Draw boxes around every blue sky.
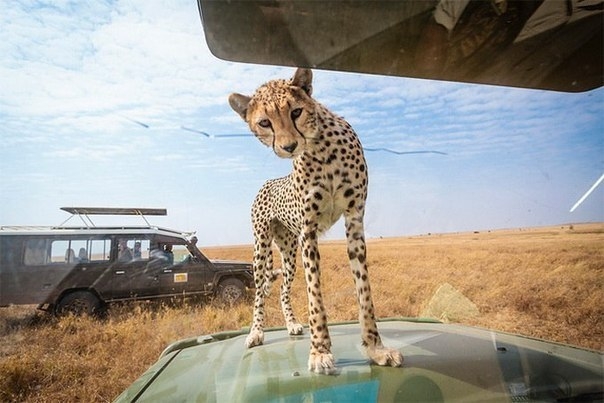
[1,0,602,246]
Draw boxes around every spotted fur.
[229,68,403,374]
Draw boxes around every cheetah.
[229,68,404,374]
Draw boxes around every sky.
[1,0,603,246]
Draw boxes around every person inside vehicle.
[65,248,77,263]
[414,0,602,83]
[77,247,88,262]
[118,239,133,262]
[414,0,543,77]
[133,241,142,260]
[185,236,201,262]
[164,244,174,265]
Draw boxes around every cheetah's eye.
[291,108,302,120]
[258,119,271,128]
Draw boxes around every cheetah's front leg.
[300,227,336,374]
[274,230,304,336]
[245,236,272,348]
[345,214,404,367]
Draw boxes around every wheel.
[217,278,246,305]
[56,291,104,316]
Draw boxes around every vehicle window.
[89,239,111,262]
[70,240,89,263]
[50,240,72,263]
[25,238,111,265]
[24,239,50,265]
[118,238,150,262]
[152,244,174,264]
[172,244,190,262]
[133,239,150,260]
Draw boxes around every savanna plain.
[1,223,602,402]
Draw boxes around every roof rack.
[0,225,54,231]
[59,207,167,228]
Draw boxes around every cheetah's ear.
[291,68,313,96]
[228,93,251,121]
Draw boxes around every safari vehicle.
[116,1,603,402]
[0,207,254,315]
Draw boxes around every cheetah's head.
[229,68,318,159]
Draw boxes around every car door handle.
[115,270,125,275]
[163,269,172,273]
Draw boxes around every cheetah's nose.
[281,142,298,154]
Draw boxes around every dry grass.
[1,223,602,402]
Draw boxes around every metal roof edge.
[0,225,193,237]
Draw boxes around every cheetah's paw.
[308,352,336,375]
[287,322,304,335]
[245,329,264,348]
[367,346,404,367]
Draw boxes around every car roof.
[115,319,603,402]
[0,206,194,238]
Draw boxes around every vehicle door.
[106,237,158,300]
[155,240,214,296]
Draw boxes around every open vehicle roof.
[198,0,603,92]
[1,207,192,238]
[57,207,170,229]
[60,207,168,216]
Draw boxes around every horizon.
[3,220,600,249]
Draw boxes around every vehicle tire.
[217,278,245,305]
[56,291,104,316]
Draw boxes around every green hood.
[116,319,602,402]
